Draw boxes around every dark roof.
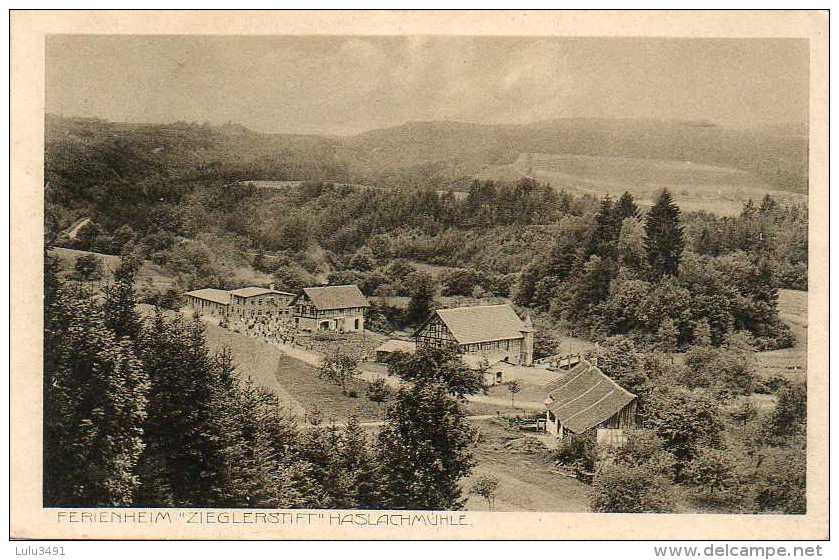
[544,362,589,393]
[430,304,526,345]
[546,362,636,434]
[301,285,368,310]
[230,286,295,298]
[185,288,231,305]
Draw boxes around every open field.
[477,152,807,216]
[201,322,384,422]
[463,419,590,512]
[50,246,178,292]
[274,353,384,422]
[755,289,807,383]
[202,323,307,416]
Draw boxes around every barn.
[413,304,535,367]
[543,361,637,441]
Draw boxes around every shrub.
[643,386,726,465]
[591,430,677,513]
[366,378,391,403]
[553,432,597,481]
[74,254,104,280]
[469,475,500,510]
[765,382,807,443]
[683,446,748,509]
[591,461,676,513]
[751,447,806,514]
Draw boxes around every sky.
[45,35,809,136]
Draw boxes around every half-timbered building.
[413,304,535,366]
[291,284,368,333]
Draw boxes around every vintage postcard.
[9,10,829,540]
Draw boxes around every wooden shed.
[543,361,637,440]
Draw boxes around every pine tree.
[44,283,149,506]
[615,191,640,220]
[377,381,477,510]
[339,415,382,508]
[136,313,222,506]
[587,195,620,258]
[210,373,307,508]
[103,255,142,340]
[298,427,353,508]
[644,189,684,278]
[405,271,437,326]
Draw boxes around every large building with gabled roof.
[185,284,296,319]
[413,304,535,367]
[185,288,232,317]
[291,284,368,333]
[229,286,296,318]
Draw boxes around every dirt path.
[464,420,590,512]
[310,414,498,431]
[64,217,91,240]
[466,394,544,411]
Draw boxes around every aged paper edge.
[9,9,829,540]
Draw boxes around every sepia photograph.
[9,9,829,541]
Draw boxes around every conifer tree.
[377,381,477,510]
[339,415,381,508]
[615,191,640,220]
[136,313,222,506]
[644,189,685,278]
[587,195,620,259]
[405,271,437,326]
[298,427,353,508]
[103,255,142,340]
[44,283,149,506]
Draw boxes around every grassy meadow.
[477,152,807,216]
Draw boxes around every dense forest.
[44,255,481,508]
[43,115,808,513]
[47,115,807,352]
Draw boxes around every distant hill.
[339,118,808,194]
[45,115,808,204]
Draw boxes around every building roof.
[230,286,295,298]
[375,340,416,354]
[184,288,231,305]
[430,304,527,345]
[545,362,636,435]
[543,361,589,393]
[301,285,368,310]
